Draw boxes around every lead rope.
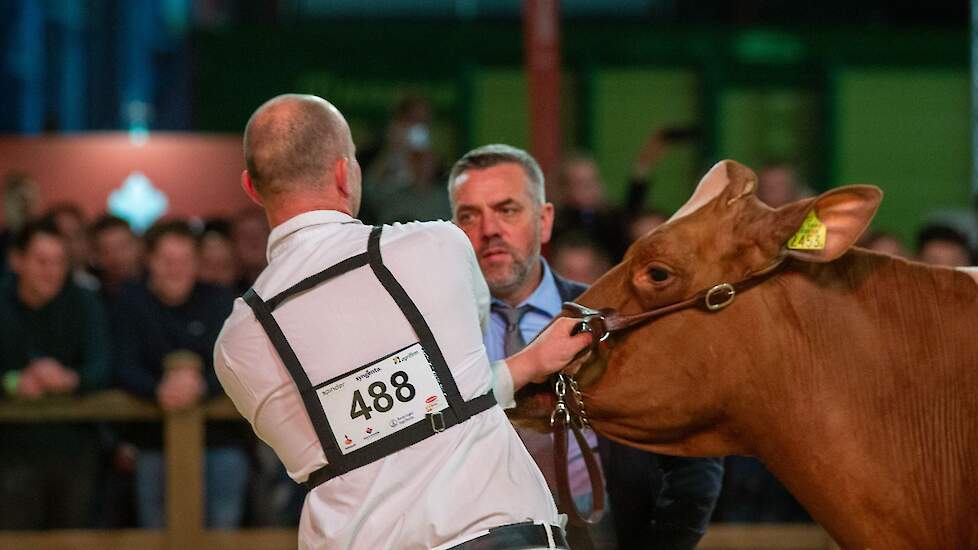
[567,376,589,430]
[551,372,605,526]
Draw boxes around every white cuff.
[490,359,516,409]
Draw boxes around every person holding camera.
[553,126,698,261]
[360,94,451,225]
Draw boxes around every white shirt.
[214,211,558,550]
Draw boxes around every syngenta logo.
[355,367,382,382]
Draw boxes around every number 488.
[350,370,416,421]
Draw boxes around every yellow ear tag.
[787,210,827,250]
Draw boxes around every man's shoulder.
[381,220,470,254]
[382,219,461,239]
[550,272,588,302]
[214,297,259,359]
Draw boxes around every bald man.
[214,94,590,550]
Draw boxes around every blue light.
[107,171,168,234]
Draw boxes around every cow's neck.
[736,250,978,549]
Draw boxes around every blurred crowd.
[1,94,976,533]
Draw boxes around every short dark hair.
[45,202,85,223]
[447,144,545,209]
[11,217,65,253]
[550,231,606,255]
[89,214,132,238]
[143,220,198,254]
[202,218,232,239]
[916,223,973,260]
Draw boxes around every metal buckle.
[550,374,571,427]
[550,403,570,428]
[705,283,736,311]
[429,411,446,433]
[572,315,610,343]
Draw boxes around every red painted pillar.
[523,0,562,200]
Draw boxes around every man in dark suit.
[448,144,724,550]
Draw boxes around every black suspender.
[242,225,497,490]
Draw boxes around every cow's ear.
[776,185,883,263]
[670,159,755,221]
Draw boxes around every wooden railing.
[0,391,838,550]
[0,390,294,550]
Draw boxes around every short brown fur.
[515,160,978,549]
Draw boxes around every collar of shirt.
[485,259,562,361]
[266,210,362,262]
[490,259,562,318]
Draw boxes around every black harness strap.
[366,226,471,424]
[242,289,346,468]
[243,225,496,491]
[304,391,496,489]
[265,252,370,311]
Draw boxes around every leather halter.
[549,257,786,526]
[564,257,787,351]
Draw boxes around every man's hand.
[157,363,206,411]
[14,369,45,399]
[632,127,671,179]
[25,358,79,394]
[505,317,593,391]
[158,350,206,411]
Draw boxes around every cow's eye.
[649,268,670,282]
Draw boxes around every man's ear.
[774,185,883,263]
[539,202,555,245]
[241,170,264,207]
[334,157,350,199]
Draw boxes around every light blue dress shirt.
[484,260,564,362]
[482,260,597,501]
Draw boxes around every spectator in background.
[0,218,110,529]
[756,161,811,208]
[111,220,248,529]
[554,127,690,261]
[230,208,269,292]
[550,232,612,285]
[628,209,669,244]
[360,94,451,224]
[859,230,910,258]
[916,223,974,267]
[46,203,99,290]
[364,94,434,185]
[553,153,630,261]
[199,221,239,289]
[89,215,143,300]
[1,171,41,273]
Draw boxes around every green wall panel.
[589,68,700,214]
[470,69,530,150]
[834,68,971,246]
[717,88,820,187]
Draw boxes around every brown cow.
[518,160,978,549]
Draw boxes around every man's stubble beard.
[484,234,541,298]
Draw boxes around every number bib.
[316,342,448,455]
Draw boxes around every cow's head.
[514,160,882,454]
